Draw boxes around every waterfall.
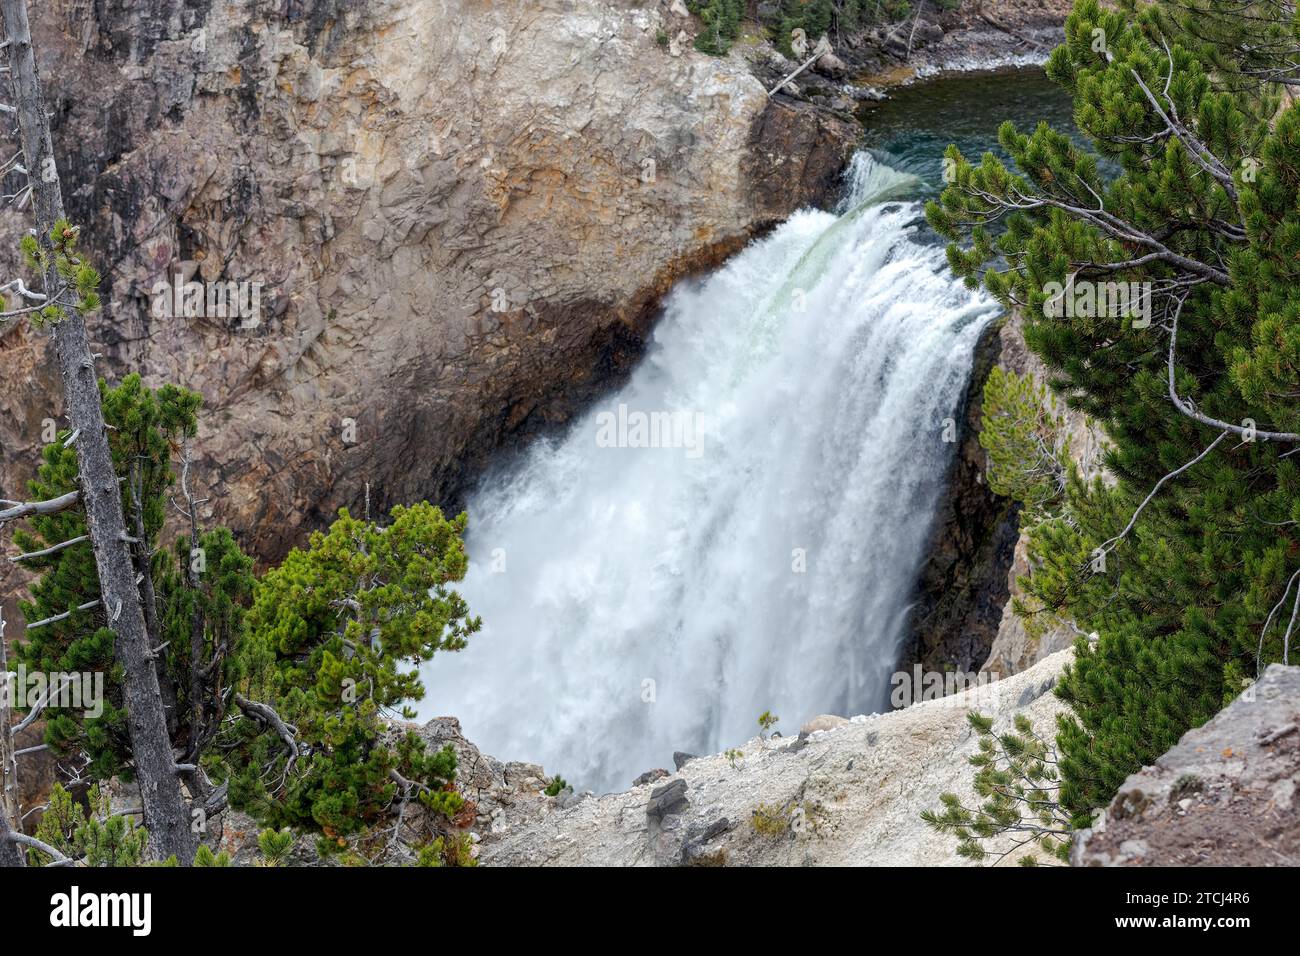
[418,154,1001,793]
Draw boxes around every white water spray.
[419,155,1000,793]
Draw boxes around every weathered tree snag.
[0,802,22,867]
[129,465,180,738]
[0,0,195,864]
[0,489,80,523]
[0,608,26,867]
[178,445,219,771]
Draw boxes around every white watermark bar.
[1,665,105,719]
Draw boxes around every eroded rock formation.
[980,310,1112,677]
[0,0,856,570]
[903,319,1021,676]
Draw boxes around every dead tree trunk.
[129,464,180,738]
[0,608,25,867]
[0,0,195,864]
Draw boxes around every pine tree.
[768,0,906,56]
[690,0,746,55]
[221,503,481,855]
[928,0,1300,819]
[922,713,1073,865]
[27,783,148,866]
[13,375,254,794]
[979,367,1070,520]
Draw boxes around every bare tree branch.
[1091,430,1230,565]
[0,489,79,524]
[23,599,100,631]
[3,830,71,864]
[8,533,87,562]
[233,693,300,777]
[1128,41,1239,206]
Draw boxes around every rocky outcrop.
[476,649,1073,866]
[1074,664,1300,866]
[980,310,1111,677]
[906,297,1120,681]
[748,0,1073,104]
[903,318,1021,675]
[0,0,856,569]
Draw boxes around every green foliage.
[979,366,1071,519]
[257,828,295,866]
[922,713,1072,864]
[750,801,793,837]
[224,502,480,848]
[4,236,480,863]
[544,775,568,797]
[927,0,1300,819]
[414,832,478,867]
[193,844,232,867]
[688,0,925,59]
[19,219,101,326]
[31,784,148,866]
[765,0,913,57]
[13,374,254,781]
[757,709,779,736]
[689,0,745,55]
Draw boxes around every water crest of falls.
[418,154,1001,793]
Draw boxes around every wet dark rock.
[901,318,1020,677]
[647,779,690,821]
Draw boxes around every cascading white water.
[418,154,1000,793]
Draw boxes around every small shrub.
[922,712,1073,865]
[194,845,232,867]
[751,801,792,838]
[415,832,478,867]
[689,0,744,55]
[688,849,728,866]
[30,784,148,867]
[257,828,295,866]
[979,367,1070,522]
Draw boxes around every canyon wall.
[903,319,1021,676]
[0,0,855,576]
[905,303,1114,680]
[980,310,1112,677]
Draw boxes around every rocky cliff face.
[0,0,855,571]
[980,310,1112,677]
[902,319,1021,676]
[905,300,1116,681]
[909,298,1114,682]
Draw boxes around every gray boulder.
[646,779,689,822]
[633,768,671,787]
